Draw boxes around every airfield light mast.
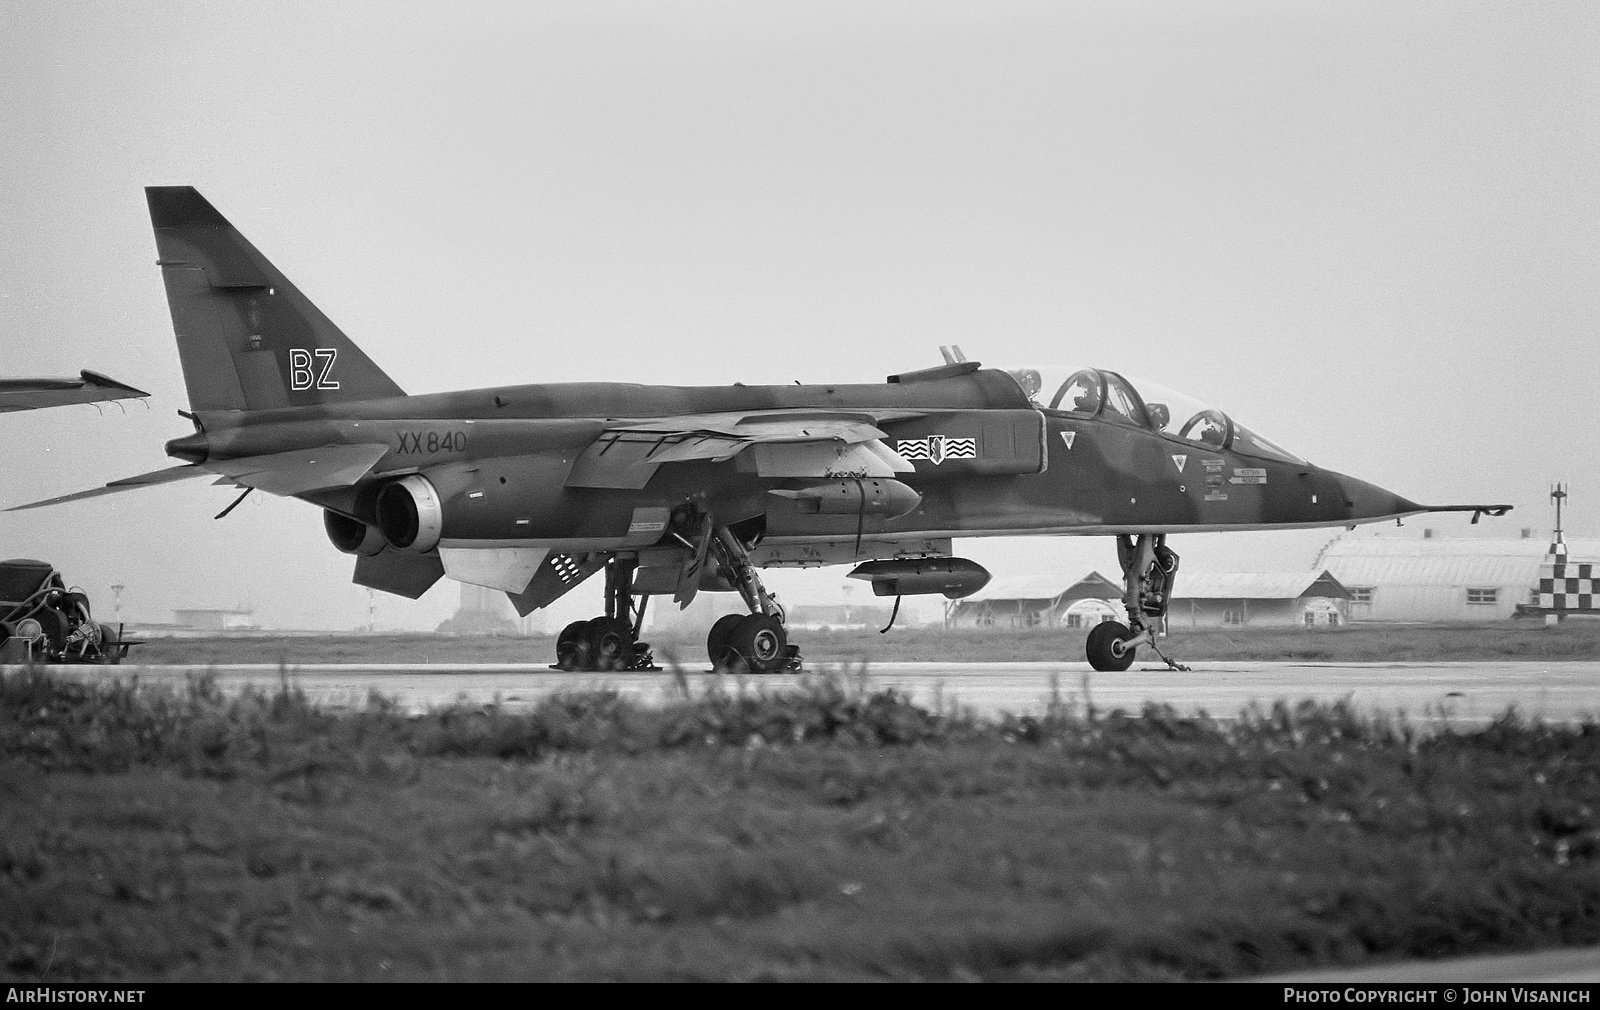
[1551,483,1568,559]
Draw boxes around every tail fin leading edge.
[145,187,405,412]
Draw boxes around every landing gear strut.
[703,523,801,674]
[1087,533,1190,672]
[554,556,659,671]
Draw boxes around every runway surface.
[1262,943,1600,983]
[32,659,1600,723]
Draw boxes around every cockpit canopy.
[1004,366,1306,465]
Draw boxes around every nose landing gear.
[1088,533,1191,672]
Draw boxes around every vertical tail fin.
[145,187,405,411]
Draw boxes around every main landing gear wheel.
[724,613,788,675]
[550,557,661,672]
[687,518,803,674]
[555,620,592,671]
[1086,620,1136,672]
[585,616,633,671]
[706,613,745,671]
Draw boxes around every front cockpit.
[1004,366,1307,466]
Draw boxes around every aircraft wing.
[0,370,149,413]
[7,443,391,511]
[568,409,921,489]
[608,409,922,439]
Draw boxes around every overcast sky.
[2,1,1595,631]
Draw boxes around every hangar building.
[945,573,1122,629]
[1169,572,1351,629]
[170,607,258,632]
[1314,530,1600,623]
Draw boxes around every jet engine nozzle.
[323,509,387,556]
[847,557,991,599]
[769,478,922,519]
[375,475,443,553]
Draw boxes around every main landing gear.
[554,557,659,671]
[703,524,801,674]
[1086,533,1191,673]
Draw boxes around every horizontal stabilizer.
[8,443,389,511]
[6,465,209,511]
[208,443,389,496]
[0,370,150,414]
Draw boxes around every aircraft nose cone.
[1337,473,1423,523]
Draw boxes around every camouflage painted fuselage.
[173,367,1422,554]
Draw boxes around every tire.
[584,616,633,671]
[555,620,592,671]
[726,613,788,675]
[706,613,745,670]
[1086,620,1136,672]
[96,624,123,666]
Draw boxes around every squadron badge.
[897,435,977,465]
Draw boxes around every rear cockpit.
[1004,367,1306,465]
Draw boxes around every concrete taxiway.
[33,659,1600,723]
[1263,943,1600,983]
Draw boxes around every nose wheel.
[1085,620,1137,672]
[1089,534,1191,672]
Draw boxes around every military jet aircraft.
[12,187,1511,672]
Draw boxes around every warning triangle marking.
[1172,454,1188,473]
[1060,431,1076,450]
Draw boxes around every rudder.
[145,187,405,411]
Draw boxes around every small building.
[945,572,1123,630]
[1316,532,1600,622]
[1170,572,1351,629]
[170,607,258,632]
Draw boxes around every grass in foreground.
[1,667,1597,981]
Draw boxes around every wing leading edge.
[567,409,920,489]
